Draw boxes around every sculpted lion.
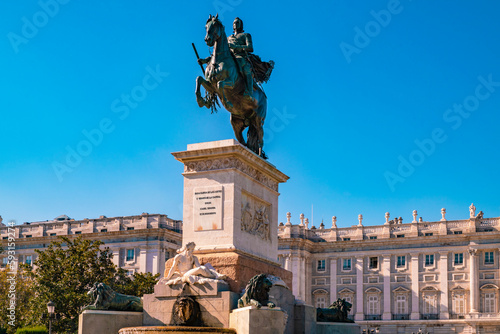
[316,298,353,323]
[83,282,143,312]
[238,274,275,308]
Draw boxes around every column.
[284,254,291,271]
[291,254,300,299]
[330,258,338,304]
[305,257,312,304]
[410,253,420,320]
[382,254,392,320]
[139,247,147,273]
[299,255,306,302]
[439,251,449,319]
[111,249,120,267]
[469,248,479,313]
[355,256,364,321]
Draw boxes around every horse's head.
[205,14,223,47]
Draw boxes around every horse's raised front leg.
[217,80,233,109]
[230,114,246,146]
[195,76,212,109]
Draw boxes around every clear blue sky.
[1,0,499,228]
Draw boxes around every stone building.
[277,209,500,333]
[0,213,182,276]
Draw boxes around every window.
[127,227,134,231]
[484,228,493,232]
[343,296,353,315]
[485,251,494,264]
[50,233,56,236]
[343,258,352,271]
[367,295,380,315]
[2,258,8,265]
[126,249,135,261]
[452,293,465,315]
[369,257,378,269]
[423,294,437,314]
[369,236,377,240]
[396,276,406,282]
[396,234,405,238]
[368,277,378,284]
[397,256,406,268]
[2,237,7,240]
[25,235,32,238]
[454,230,462,235]
[343,237,350,241]
[101,229,107,233]
[127,269,135,276]
[454,253,464,265]
[396,295,408,314]
[317,259,326,271]
[25,255,32,266]
[425,254,434,266]
[75,231,81,235]
[424,232,433,236]
[484,273,495,280]
[316,296,326,308]
[453,274,464,281]
[484,293,496,313]
[424,275,435,282]
[316,278,326,285]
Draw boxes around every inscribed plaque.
[193,186,223,231]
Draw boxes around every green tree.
[112,269,159,297]
[0,267,36,334]
[29,236,116,333]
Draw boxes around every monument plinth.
[172,139,291,292]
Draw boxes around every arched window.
[421,286,439,317]
[365,287,382,316]
[480,284,499,314]
[451,286,467,317]
[393,286,410,317]
[339,288,355,317]
[313,289,329,308]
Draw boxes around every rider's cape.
[248,54,274,84]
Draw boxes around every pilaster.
[355,256,364,321]
[469,248,479,313]
[330,258,337,304]
[439,251,449,319]
[382,254,392,320]
[410,253,420,320]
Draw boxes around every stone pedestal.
[164,251,292,294]
[78,310,142,334]
[172,139,289,263]
[229,306,288,334]
[143,281,238,328]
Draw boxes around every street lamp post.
[47,301,55,334]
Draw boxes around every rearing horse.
[195,14,267,158]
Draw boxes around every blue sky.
[1,0,499,228]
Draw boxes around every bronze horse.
[195,14,267,158]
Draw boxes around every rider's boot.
[244,75,255,102]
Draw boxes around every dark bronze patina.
[195,15,274,159]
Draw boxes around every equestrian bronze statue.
[194,15,274,159]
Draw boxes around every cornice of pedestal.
[172,140,289,191]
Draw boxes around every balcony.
[449,314,465,319]
[364,315,382,320]
[420,314,439,320]
[392,314,410,320]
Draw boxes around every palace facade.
[277,210,500,333]
[0,213,182,276]
[2,209,500,333]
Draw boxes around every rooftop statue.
[163,241,227,285]
[194,14,274,159]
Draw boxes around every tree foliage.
[0,267,36,334]
[112,269,160,297]
[29,236,116,333]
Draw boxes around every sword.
[192,43,205,74]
